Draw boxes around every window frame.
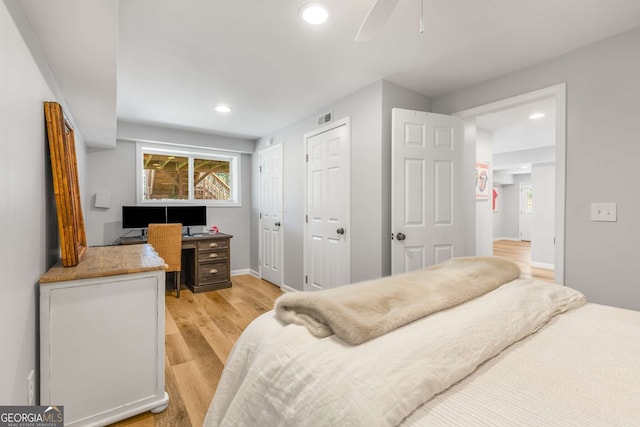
[135,141,241,207]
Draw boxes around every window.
[525,186,533,214]
[136,142,241,206]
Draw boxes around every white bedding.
[204,279,591,426]
[403,302,640,426]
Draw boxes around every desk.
[121,233,233,293]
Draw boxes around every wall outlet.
[27,370,35,406]
[590,202,617,222]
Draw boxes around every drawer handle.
[209,243,218,248]
[209,253,218,258]
[209,268,218,274]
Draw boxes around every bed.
[204,257,640,426]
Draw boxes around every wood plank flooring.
[493,239,555,282]
[109,275,283,427]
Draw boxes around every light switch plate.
[591,202,617,222]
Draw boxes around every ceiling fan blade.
[355,0,401,42]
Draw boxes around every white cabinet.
[40,245,169,426]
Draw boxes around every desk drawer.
[199,248,228,262]
[197,239,229,252]
[198,260,229,284]
[198,239,229,258]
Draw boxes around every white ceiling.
[18,0,640,145]
[476,97,556,175]
[476,97,556,154]
[19,0,117,148]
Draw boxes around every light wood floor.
[109,275,283,427]
[493,239,554,283]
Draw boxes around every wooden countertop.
[40,244,166,284]
[119,232,233,245]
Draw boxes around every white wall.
[531,163,555,267]
[251,80,430,289]
[432,27,640,310]
[0,0,86,404]
[86,134,254,272]
[475,128,493,256]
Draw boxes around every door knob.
[396,232,406,241]
[336,227,345,235]
[275,222,281,227]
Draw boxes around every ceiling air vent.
[317,111,333,126]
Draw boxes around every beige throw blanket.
[275,256,521,345]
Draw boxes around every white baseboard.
[280,284,297,293]
[493,237,520,241]
[231,269,251,276]
[249,269,260,278]
[531,261,555,270]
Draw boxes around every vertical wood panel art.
[44,102,87,267]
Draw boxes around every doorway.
[456,83,566,284]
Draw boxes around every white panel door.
[519,182,533,241]
[392,108,464,274]
[259,144,283,286]
[305,120,350,291]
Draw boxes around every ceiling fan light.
[301,4,329,25]
[215,105,231,113]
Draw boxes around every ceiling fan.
[355,0,425,42]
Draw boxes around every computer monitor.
[122,206,167,229]
[166,206,207,227]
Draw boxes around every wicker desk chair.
[148,223,183,298]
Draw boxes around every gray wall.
[251,80,430,289]
[531,163,555,266]
[252,81,383,290]
[492,184,508,238]
[493,174,532,240]
[475,128,493,256]
[117,121,255,154]
[0,0,87,404]
[432,27,640,310]
[86,124,255,272]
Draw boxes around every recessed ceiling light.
[215,105,231,113]
[529,112,545,119]
[301,4,329,25]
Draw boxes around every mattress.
[402,303,640,426]
[205,280,640,426]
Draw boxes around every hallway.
[493,240,554,283]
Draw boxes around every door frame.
[303,117,351,291]
[258,143,284,286]
[455,83,566,284]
